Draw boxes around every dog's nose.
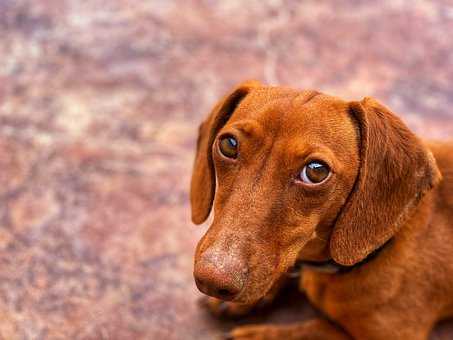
[194,255,246,301]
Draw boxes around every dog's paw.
[228,320,351,340]
[227,324,287,340]
[200,296,254,318]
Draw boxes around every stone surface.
[0,0,452,339]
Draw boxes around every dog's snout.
[194,252,247,301]
[194,274,239,300]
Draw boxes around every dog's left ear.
[190,80,261,224]
[330,97,442,266]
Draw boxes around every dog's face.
[191,82,440,304]
[194,87,359,303]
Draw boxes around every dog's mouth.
[231,250,305,304]
[231,232,328,304]
[232,272,275,304]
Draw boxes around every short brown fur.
[191,81,453,339]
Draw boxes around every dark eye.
[299,161,330,184]
[219,135,238,159]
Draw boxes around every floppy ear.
[190,80,261,224]
[330,97,441,266]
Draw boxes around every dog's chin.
[232,292,263,305]
[232,270,285,305]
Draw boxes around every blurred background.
[0,0,453,339]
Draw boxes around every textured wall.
[0,0,452,339]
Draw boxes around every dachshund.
[190,81,453,339]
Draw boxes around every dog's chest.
[300,269,340,316]
[300,266,402,320]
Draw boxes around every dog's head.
[191,81,441,304]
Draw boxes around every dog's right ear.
[330,97,441,265]
[190,80,261,224]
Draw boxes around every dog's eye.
[219,135,238,159]
[299,161,330,184]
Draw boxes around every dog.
[190,81,453,339]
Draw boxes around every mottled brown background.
[0,0,452,339]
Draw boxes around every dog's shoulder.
[427,140,453,213]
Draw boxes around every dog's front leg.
[228,318,351,340]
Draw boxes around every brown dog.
[190,81,453,339]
